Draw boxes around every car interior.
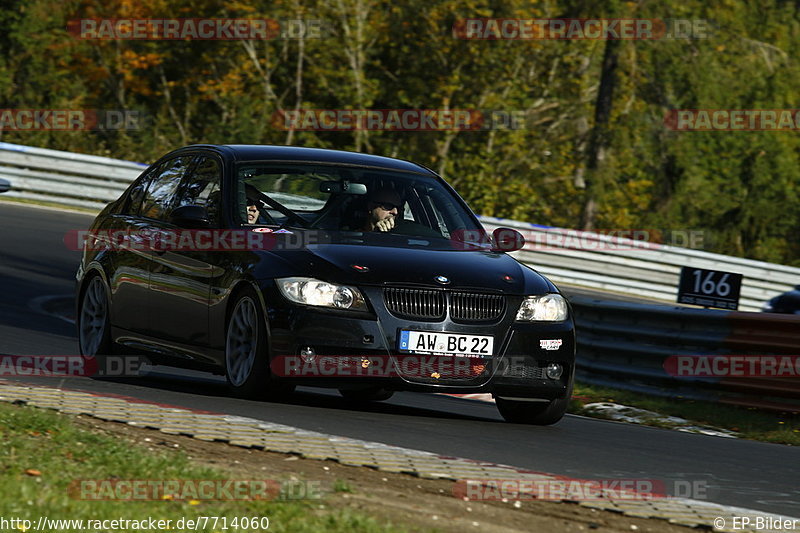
[237,166,470,240]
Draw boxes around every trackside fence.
[0,142,145,210]
[479,217,800,313]
[1,142,799,411]
[570,295,800,412]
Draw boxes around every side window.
[175,156,222,227]
[124,164,160,215]
[403,199,416,221]
[140,156,194,221]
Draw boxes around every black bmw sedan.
[76,144,575,424]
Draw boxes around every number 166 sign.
[677,267,743,310]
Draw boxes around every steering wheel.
[252,190,309,228]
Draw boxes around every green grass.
[332,480,353,493]
[569,381,800,445]
[0,402,408,532]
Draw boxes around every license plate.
[398,331,493,357]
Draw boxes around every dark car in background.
[0,178,10,193]
[762,286,800,315]
[75,144,576,424]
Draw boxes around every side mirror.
[0,178,10,193]
[169,205,211,228]
[491,228,525,252]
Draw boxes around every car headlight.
[515,294,568,322]
[276,277,367,311]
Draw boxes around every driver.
[363,187,403,232]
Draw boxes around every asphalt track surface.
[0,201,798,518]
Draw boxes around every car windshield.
[236,163,487,244]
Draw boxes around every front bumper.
[265,284,576,399]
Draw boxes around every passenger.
[244,184,271,225]
[245,197,260,224]
[363,187,403,232]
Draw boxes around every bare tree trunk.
[336,0,371,152]
[240,38,281,141]
[285,20,305,146]
[240,39,278,102]
[158,67,188,145]
[436,132,456,177]
[572,116,589,189]
[580,38,619,230]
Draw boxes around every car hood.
[261,241,555,294]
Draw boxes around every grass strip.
[0,401,409,532]
[569,381,799,445]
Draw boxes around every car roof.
[178,144,433,174]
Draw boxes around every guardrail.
[480,217,800,312]
[569,294,800,412]
[0,142,145,210]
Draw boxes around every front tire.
[224,289,293,399]
[496,380,573,425]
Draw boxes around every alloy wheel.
[79,276,108,356]
[226,296,259,386]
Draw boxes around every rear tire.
[78,275,113,357]
[339,387,394,402]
